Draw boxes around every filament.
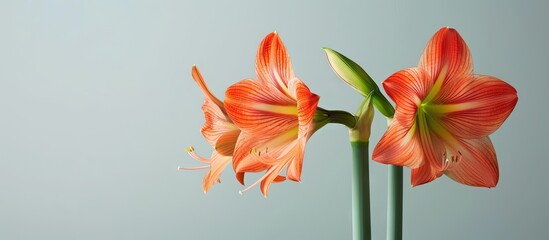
[178,165,210,170]
[186,146,211,163]
[238,166,278,196]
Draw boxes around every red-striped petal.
[418,27,473,84]
[382,68,430,129]
[232,133,270,175]
[260,162,288,197]
[236,172,246,185]
[435,75,518,138]
[192,66,224,110]
[193,66,238,147]
[214,130,240,156]
[202,152,232,192]
[225,79,297,136]
[286,137,306,182]
[290,78,320,130]
[256,32,294,94]
[200,99,235,146]
[372,119,424,168]
[444,137,499,187]
[411,164,442,187]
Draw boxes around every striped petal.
[256,32,294,94]
[290,79,317,182]
[235,172,286,186]
[434,75,518,139]
[372,119,424,168]
[411,164,442,187]
[232,132,270,175]
[192,66,224,110]
[415,117,447,187]
[443,137,499,187]
[286,137,306,182]
[382,68,430,129]
[202,151,232,192]
[214,130,240,156]
[192,66,238,147]
[225,79,297,137]
[290,78,320,130]
[260,161,292,197]
[200,101,239,149]
[418,27,473,84]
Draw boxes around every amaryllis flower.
[178,66,241,193]
[372,27,518,187]
[224,32,320,196]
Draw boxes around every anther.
[185,146,195,153]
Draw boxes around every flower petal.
[201,101,239,148]
[256,32,294,94]
[193,66,238,147]
[286,137,306,182]
[260,162,288,197]
[202,152,232,192]
[290,78,320,129]
[418,27,473,84]
[444,137,499,187]
[214,130,240,156]
[372,119,424,168]
[434,75,518,138]
[383,68,430,128]
[232,132,270,174]
[236,172,246,185]
[411,164,442,187]
[273,175,287,182]
[225,79,297,136]
[192,66,224,110]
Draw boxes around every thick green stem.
[387,165,403,240]
[351,141,371,240]
[381,100,401,240]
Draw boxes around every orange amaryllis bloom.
[372,27,517,187]
[224,32,320,196]
[178,66,241,193]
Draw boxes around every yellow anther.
[185,146,195,153]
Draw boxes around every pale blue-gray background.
[1,0,546,239]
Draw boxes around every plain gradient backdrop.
[1,0,547,239]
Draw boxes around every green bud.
[323,48,395,118]
[349,95,375,143]
[323,48,379,97]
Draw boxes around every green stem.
[314,107,357,129]
[378,98,401,240]
[387,165,403,240]
[351,141,371,240]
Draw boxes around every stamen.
[185,146,211,163]
[238,167,277,196]
[441,150,463,171]
[178,165,210,170]
[249,146,278,165]
[441,152,450,171]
